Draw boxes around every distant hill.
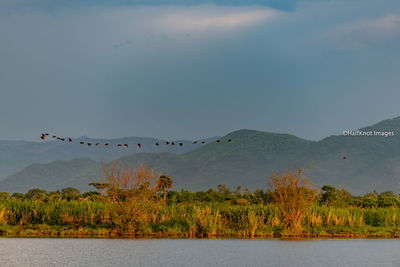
[0,135,219,181]
[2,117,400,194]
[0,158,100,193]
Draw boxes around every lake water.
[0,238,399,266]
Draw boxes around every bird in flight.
[40,132,232,149]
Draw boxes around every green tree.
[61,187,80,200]
[25,189,47,200]
[234,186,242,196]
[251,189,265,204]
[320,185,353,207]
[363,192,378,208]
[156,175,173,205]
[82,191,102,201]
[61,187,80,195]
[11,192,25,199]
[217,184,231,195]
[378,191,399,207]
[320,185,338,205]
[0,192,10,201]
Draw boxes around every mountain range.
[1,117,400,194]
[0,135,219,181]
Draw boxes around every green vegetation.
[2,164,400,238]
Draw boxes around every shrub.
[269,168,317,234]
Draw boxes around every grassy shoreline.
[3,198,400,238]
[3,167,400,240]
[2,224,400,239]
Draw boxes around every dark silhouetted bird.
[45,133,49,136]
[202,141,206,144]
[137,143,142,148]
[57,137,61,140]
[171,142,175,146]
[105,143,109,146]
[216,140,221,143]
[343,156,347,160]
[193,141,198,144]
[179,142,183,146]
[80,142,84,144]
[87,143,92,146]
[228,139,232,143]
[60,138,65,141]
[155,142,160,146]
[166,141,170,145]
[68,138,72,143]
[52,136,57,138]
[117,144,122,147]
[124,144,128,147]
[95,143,100,146]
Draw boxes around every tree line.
[2,182,399,209]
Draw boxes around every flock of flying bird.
[40,133,232,148]
[39,133,349,160]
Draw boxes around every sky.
[1,0,400,141]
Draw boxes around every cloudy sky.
[1,0,400,141]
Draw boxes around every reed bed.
[0,199,109,227]
[1,199,400,237]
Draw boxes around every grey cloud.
[1,2,400,141]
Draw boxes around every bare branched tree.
[269,168,317,234]
[95,161,160,235]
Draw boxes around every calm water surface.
[0,238,399,267]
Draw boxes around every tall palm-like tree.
[157,175,173,205]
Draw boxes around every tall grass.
[0,199,109,227]
[304,205,400,228]
[2,198,400,237]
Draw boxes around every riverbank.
[3,176,400,239]
[2,198,400,238]
[2,224,400,239]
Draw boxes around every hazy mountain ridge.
[2,117,400,194]
[0,135,220,181]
